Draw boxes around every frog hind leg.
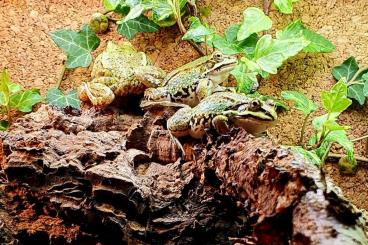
[189,117,208,139]
[212,115,230,135]
[77,77,116,107]
[135,66,166,88]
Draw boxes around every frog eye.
[249,99,261,111]
[213,51,224,61]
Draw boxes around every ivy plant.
[50,24,100,69]
[282,80,357,173]
[273,0,300,14]
[103,0,196,40]
[332,57,368,105]
[184,7,335,94]
[46,88,80,110]
[0,69,43,130]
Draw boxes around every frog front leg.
[135,66,166,88]
[212,115,230,135]
[77,77,116,107]
[196,78,216,101]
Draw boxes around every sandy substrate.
[0,0,368,209]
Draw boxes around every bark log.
[0,105,367,244]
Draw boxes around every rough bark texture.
[0,105,367,245]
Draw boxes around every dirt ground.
[0,0,368,211]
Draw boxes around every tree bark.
[0,105,367,244]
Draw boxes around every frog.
[140,51,237,109]
[167,92,278,139]
[78,41,166,107]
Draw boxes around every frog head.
[203,51,238,85]
[228,97,278,135]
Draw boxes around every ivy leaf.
[47,88,80,110]
[320,80,352,113]
[281,91,317,116]
[103,0,123,10]
[50,24,100,68]
[332,57,368,105]
[332,57,359,81]
[363,73,368,96]
[123,4,145,22]
[9,89,43,112]
[231,63,259,94]
[182,17,215,43]
[319,130,354,159]
[237,7,272,41]
[211,25,258,56]
[311,113,339,131]
[0,70,11,106]
[273,0,293,14]
[0,120,9,131]
[277,20,335,53]
[253,34,309,74]
[302,28,335,53]
[148,0,187,27]
[289,146,321,166]
[323,120,350,132]
[117,15,159,40]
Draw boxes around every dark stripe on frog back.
[168,70,201,102]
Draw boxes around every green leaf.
[231,63,259,94]
[211,25,258,56]
[117,15,159,40]
[281,91,317,116]
[182,17,215,43]
[289,146,321,167]
[332,57,359,81]
[277,20,335,53]
[363,73,368,96]
[237,7,272,41]
[348,84,366,105]
[273,0,293,14]
[332,57,368,105]
[0,120,9,131]
[0,69,11,106]
[47,88,80,110]
[148,0,187,27]
[311,113,339,131]
[50,24,100,68]
[323,119,350,132]
[302,28,335,53]
[123,4,145,22]
[253,34,310,74]
[9,89,43,112]
[320,80,352,113]
[323,130,354,159]
[103,0,123,10]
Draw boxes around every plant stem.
[263,0,272,15]
[56,62,66,89]
[298,113,311,146]
[328,153,368,165]
[347,67,368,85]
[321,142,332,166]
[351,134,368,142]
[173,1,205,56]
[6,106,11,125]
